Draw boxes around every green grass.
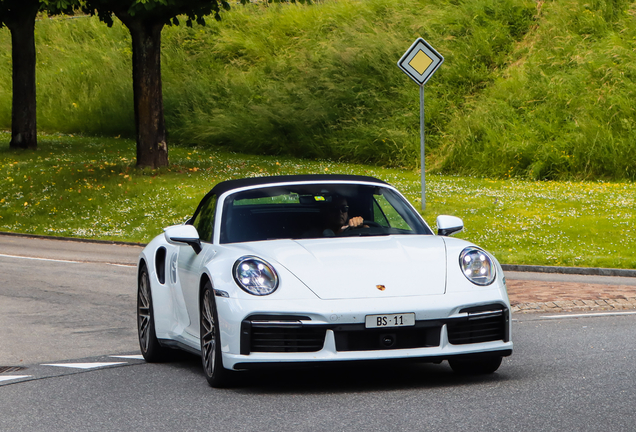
[1,132,634,269]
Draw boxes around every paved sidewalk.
[507,277,636,313]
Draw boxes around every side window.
[192,195,217,242]
[373,194,411,230]
[372,199,390,227]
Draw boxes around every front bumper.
[226,325,512,370]
[217,291,513,370]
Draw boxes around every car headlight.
[459,247,496,286]
[233,256,279,296]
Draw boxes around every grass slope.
[3,0,633,179]
[4,0,618,178]
[437,0,636,180]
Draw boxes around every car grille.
[334,325,442,352]
[447,310,506,345]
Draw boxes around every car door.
[176,194,218,338]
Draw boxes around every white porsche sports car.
[137,174,512,387]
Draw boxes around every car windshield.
[219,183,432,243]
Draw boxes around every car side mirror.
[164,224,202,254]
[436,215,464,236]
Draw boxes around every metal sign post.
[419,85,425,210]
[397,38,444,211]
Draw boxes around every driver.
[322,196,365,236]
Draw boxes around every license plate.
[365,313,415,329]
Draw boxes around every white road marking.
[540,311,636,319]
[41,362,126,370]
[0,253,135,267]
[1,355,149,385]
[0,375,31,383]
[109,355,145,360]
[0,253,84,264]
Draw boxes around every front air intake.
[250,326,326,353]
[447,309,507,345]
[240,316,326,354]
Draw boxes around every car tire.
[449,356,503,375]
[201,281,233,388]
[137,264,172,362]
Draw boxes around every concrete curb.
[501,264,636,278]
[0,231,144,247]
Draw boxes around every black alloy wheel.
[201,281,233,387]
[137,264,171,362]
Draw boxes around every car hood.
[236,236,447,300]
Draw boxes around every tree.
[80,1,231,168]
[0,0,77,150]
[82,0,307,169]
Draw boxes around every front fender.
[139,235,177,340]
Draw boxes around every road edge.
[0,231,144,247]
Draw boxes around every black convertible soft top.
[187,174,390,224]
[208,174,388,197]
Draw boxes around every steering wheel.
[340,220,382,232]
[360,220,382,228]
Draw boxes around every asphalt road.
[2,234,636,431]
[0,256,138,365]
[0,233,142,266]
[1,314,635,431]
[0,235,141,365]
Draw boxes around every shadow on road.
[160,351,512,394]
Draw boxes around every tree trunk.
[120,18,168,168]
[7,11,38,150]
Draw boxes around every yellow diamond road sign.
[398,38,443,86]
[409,51,433,75]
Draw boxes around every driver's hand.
[347,216,364,229]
